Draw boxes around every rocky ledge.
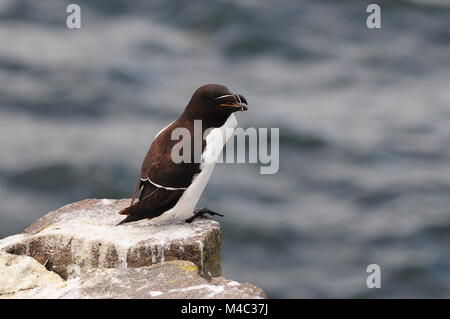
[0,199,265,299]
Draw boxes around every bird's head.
[185,84,248,123]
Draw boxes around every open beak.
[218,93,248,111]
[219,102,248,111]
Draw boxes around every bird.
[117,84,248,225]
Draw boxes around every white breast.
[150,114,238,223]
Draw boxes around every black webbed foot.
[185,207,224,223]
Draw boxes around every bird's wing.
[117,183,184,224]
[118,120,205,223]
[141,120,205,188]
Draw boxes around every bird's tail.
[116,202,176,226]
[116,213,144,226]
[116,189,182,226]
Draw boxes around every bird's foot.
[185,207,224,223]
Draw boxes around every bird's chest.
[155,115,238,222]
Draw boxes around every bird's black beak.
[218,93,248,111]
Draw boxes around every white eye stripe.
[214,94,235,100]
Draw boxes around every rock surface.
[0,251,64,296]
[2,260,265,299]
[0,199,221,280]
[0,199,265,299]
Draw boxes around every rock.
[2,260,266,299]
[0,199,266,299]
[0,251,64,297]
[0,199,221,280]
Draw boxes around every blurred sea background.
[1,0,450,298]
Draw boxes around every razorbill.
[117,84,248,224]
